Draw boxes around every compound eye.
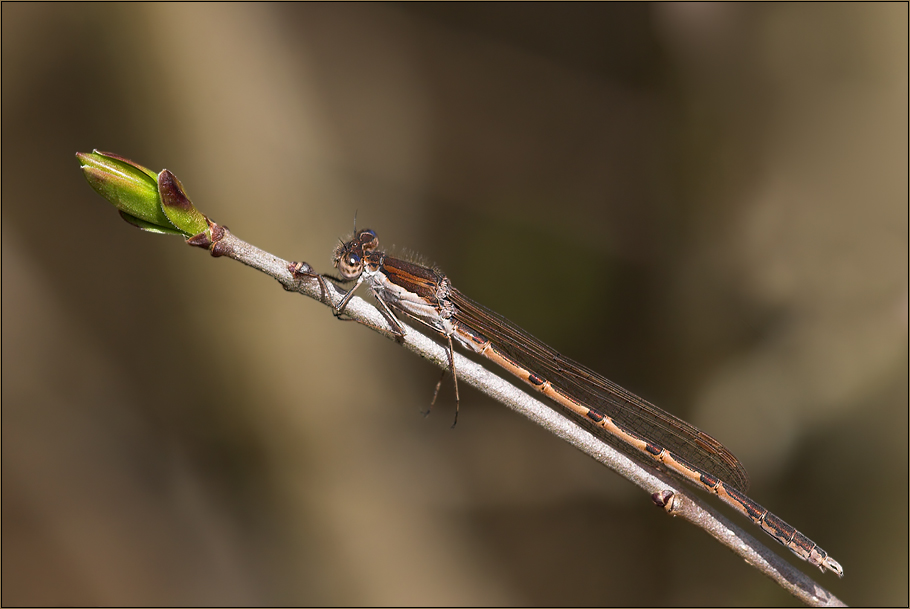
[358,229,379,253]
[337,250,363,279]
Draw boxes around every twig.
[207,227,845,607]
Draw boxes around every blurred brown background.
[2,3,907,605]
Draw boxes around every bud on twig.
[76,150,207,237]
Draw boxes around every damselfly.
[291,227,843,577]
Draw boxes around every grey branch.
[213,228,845,607]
